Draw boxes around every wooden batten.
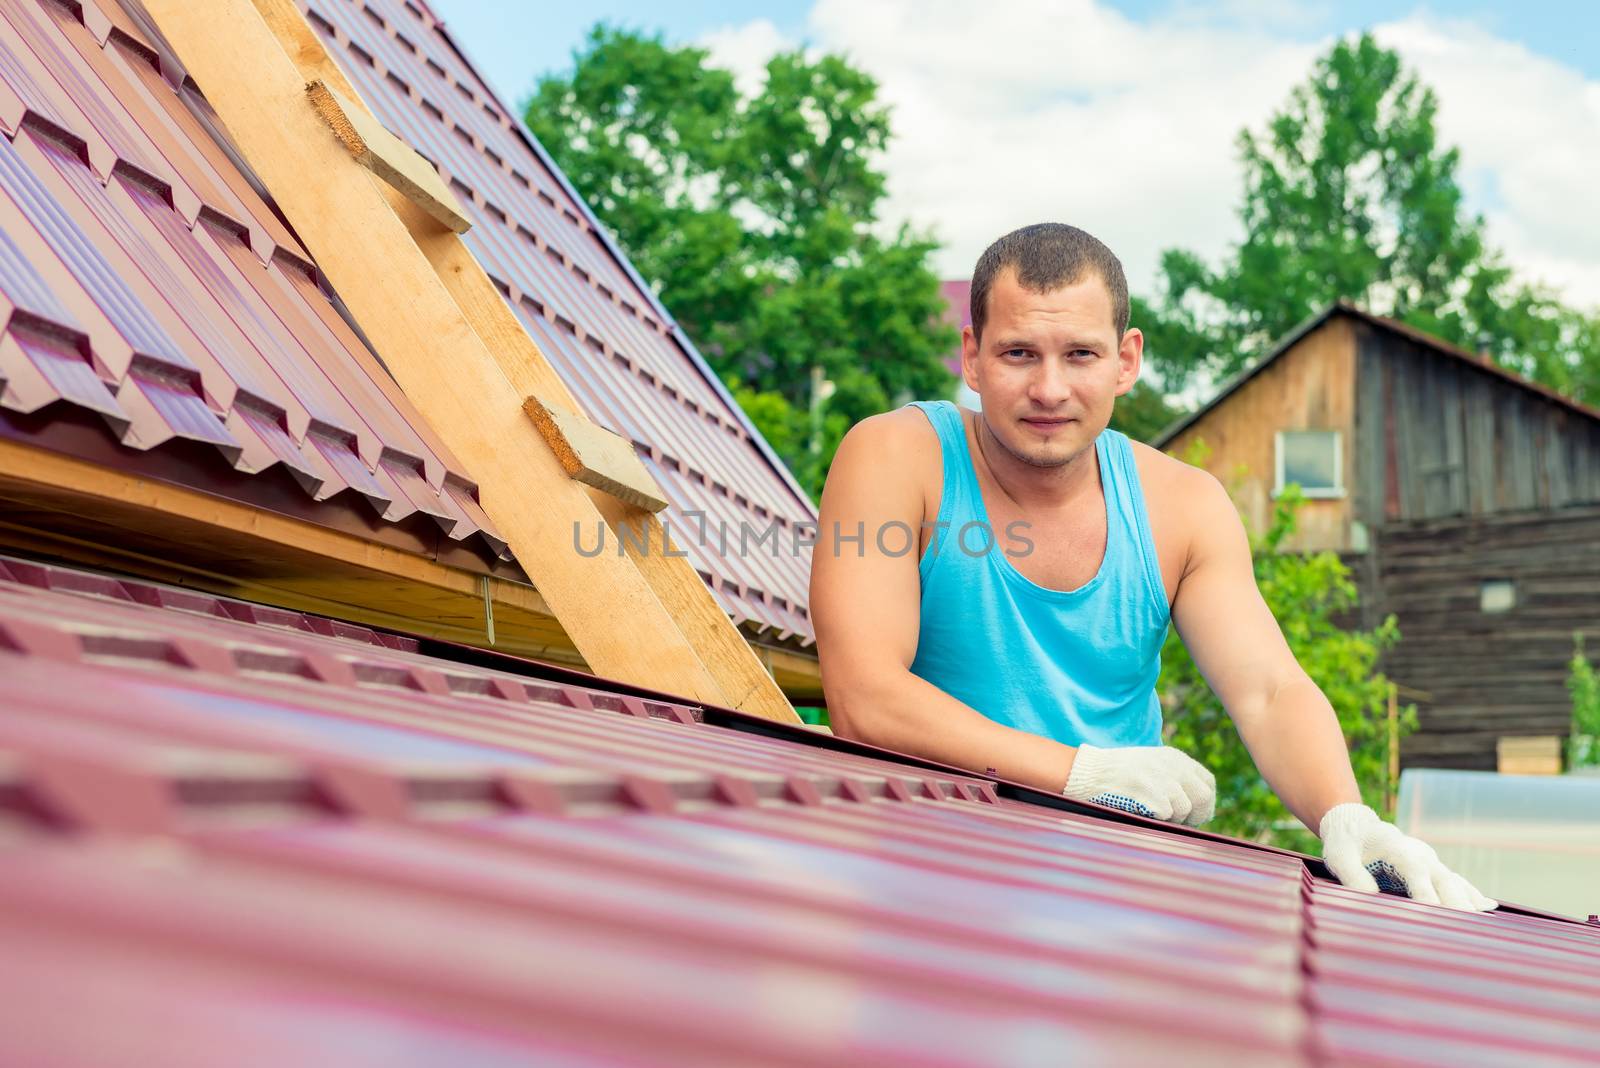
[146,0,802,723]
[306,79,470,234]
[246,0,802,725]
[523,395,668,513]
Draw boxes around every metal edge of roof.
[1152,300,1600,450]
[417,0,818,515]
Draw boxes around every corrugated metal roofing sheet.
[0,0,506,561]
[2,553,1597,1066]
[296,0,818,642]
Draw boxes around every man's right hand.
[1062,744,1216,826]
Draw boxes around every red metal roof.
[940,278,970,379]
[298,0,818,643]
[2,553,1597,1066]
[0,0,507,563]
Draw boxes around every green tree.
[1568,634,1600,770]
[1142,33,1600,403]
[1161,471,1410,849]
[1108,381,1178,443]
[526,27,955,498]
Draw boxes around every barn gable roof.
[1153,300,1600,449]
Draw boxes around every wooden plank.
[1411,348,1443,518]
[523,394,668,513]
[1461,373,1497,516]
[240,0,801,724]
[1438,359,1466,516]
[0,438,577,660]
[1388,337,1426,519]
[1502,392,1539,510]
[1496,736,1562,775]
[1544,409,1572,508]
[1354,330,1386,528]
[143,0,737,708]
[305,79,470,234]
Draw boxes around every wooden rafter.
[144,0,799,723]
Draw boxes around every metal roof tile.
[0,1,504,562]
[2,555,1596,1064]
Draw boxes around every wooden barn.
[1156,301,1600,771]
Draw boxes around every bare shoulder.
[1128,440,1232,512]
[1127,439,1242,592]
[837,404,940,457]
[819,404,940,521]
[826,406,941,508]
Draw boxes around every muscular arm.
[810,413,1080,792]
[1169,473,1362,831]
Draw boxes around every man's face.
[960,267,1142,469]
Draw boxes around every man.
[810,223,1494,912]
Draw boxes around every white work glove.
[1062,744,1216,827]
[1319,803,1497,912]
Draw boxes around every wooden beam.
[0,439,580,663]
[242,0,800,725]
[305,79,470,234]
[523,394,667,513]
[144,0,732,708]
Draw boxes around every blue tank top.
[906,400,1170,747]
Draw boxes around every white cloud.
[705,1,1600,310]
[1372,16,1600,305]
[699,19,793,97]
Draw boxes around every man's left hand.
[1319,803,1497,912]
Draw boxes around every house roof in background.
[2,551,1598,1065]
[939,278,970,378]
[0,0,506,563]
[302,0,817,643]
[1153,300,1600,450]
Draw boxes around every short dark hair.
[969,223,1129,341]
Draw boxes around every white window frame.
[1273,429,1344,499]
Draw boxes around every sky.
[429,1,1600,308]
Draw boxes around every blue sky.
[429,1,1600,307]
[433,1,1598,104]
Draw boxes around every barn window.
[1480,579,1516,614]
[1274,430,1343,498]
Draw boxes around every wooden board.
[0,438,579,663]
[143,0,740,709]
[1496,735,1563,776]
[245,0,801,724]
[305,79,470,234]
[231,0,802,723]
[523,394,668,513]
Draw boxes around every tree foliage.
[1569,634,1600,770]
[1160,467,1409,849]
[525,27,955,497]
[1142,33,1600,402]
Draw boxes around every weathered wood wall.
[1165,308,1600,770]
[1354,320,1600,523]
[1164,316,1356,552]
[1372,507,1600,770]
